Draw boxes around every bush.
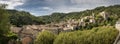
[54,26,118,44]
[34,30,56,44]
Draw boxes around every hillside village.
[0,4,119,44]
[10,11,110,43]
[0,2,120,44]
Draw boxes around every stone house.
[10,26,22,34]
[21,36,33,44]
[89,19,95,23]
[99,11,109,20]
[115,20,120,31]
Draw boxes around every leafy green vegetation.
[7,10,45,27]
[0,4,17,44]
[54,26,118,44]
[34,30,56,44]
[34,26,118,44]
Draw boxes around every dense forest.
[6,10,45,27]
[0,4,120,44]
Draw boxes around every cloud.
[52,7,89,13]
[70,0,120,7]
[0,0,25,9]
[70,0,116,4]
[1,0,120,16]
[39,7,53,10]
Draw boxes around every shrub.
[34,30,56,44]
[54,26,118,44]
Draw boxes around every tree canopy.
[0,4,17,44]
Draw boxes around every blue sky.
[0,0,120,16]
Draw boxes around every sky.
[0,0,120,16]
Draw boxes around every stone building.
[89,19,95,23]
[21,36,33,44]
[99,11,109,20]
[115,20,120,31]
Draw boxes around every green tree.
[0,4,10,44]
[34,30,56,44]
[0,4,18,44]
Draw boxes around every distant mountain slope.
[6,10,45,27]
[40,5,120,24]
[5,5,120,27]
